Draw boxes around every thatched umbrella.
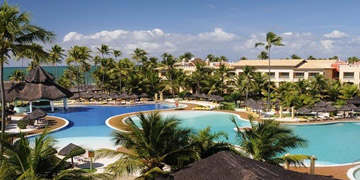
[58,143,86,168]
[314,101,327,107]
[296,107,311,114]
[347,103,358,110]
[346,96,360,105]
[21,109,47,121]
[70,93,80,100]
[199,93,207,99]
[139,92,148,98]
[244,98,256,107]
[323,105,336,112]
[119,92,130,100]
[215,96,224,102]
[156,151,333,180]
[92,93,102,99]
[311,106,324,118]
[130,94,138,100]
[338,105,352,117]
[110,93,119,99]
[101,93,111,99]
[6,66,73,101]
[81,93,93,99]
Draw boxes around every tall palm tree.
[113,50,122,91]
[290,54,301,59]
[66,46,92,96]
[240,66,257,101]
[0,2,54,154]
[0,131,112,179]
[231,115,309,166]
[96,44,110,58]
[131,48,147,64]
[307,55,317,60]
[347,56,360,64]
[257,51,268,60]
[95,112,196,179]
[179,52,194,61]
[216,63,229,94]
[339,84,360,100]
[255,32,284,111]
[49,45,65,80]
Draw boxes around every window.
[344,72,354,79]
[279,72,289,79]
[266,72,275,78]
[294,72,304,78]
[309,72,319,78]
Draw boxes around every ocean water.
[3,66,96,83]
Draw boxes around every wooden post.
[29,101,33,113]
[310,156,317,175]
[280,106,283,118]
[291,106,295,119]
[50,101,54,112]
[154,93,158,103]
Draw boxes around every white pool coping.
[348,165,360,180]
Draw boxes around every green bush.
[17,120,28,129]
[219,103,235,111]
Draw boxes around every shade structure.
[199,93,207,99]
[5,66,73,101]
[139,92,148,98]
[101,93,111,99]
[130,94,138,99]
[92,93,102,99]
[323,105,337,112]
[70,93,80,100]
[347,103,358,110]
[156,151,332,180]
[296,107,311,114]
[314,101,327,107]
[192,93,200,98]
[119,92,130,99]
[81,93,93,99]
[337,105,352,111]
[21,109,47,121]
[110,93,119,99]
[311,106,324,112]
[215,96,224,102]
[58,143,86,168]
[250,102,264,110]
[244,98,256,107]
[346,96,360,105]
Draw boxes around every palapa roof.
[346,97,360,105]
[21,108,47,121]
[157,151,334,180]
[4,66,73,101]
[58,143,85,157]
[297,107,311,114]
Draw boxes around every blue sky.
[5,0,360,66]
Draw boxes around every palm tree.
[307,55,317,60]
[179,52,194,61]
[131,48,148,64]
[206,54,215,62]
[8,70,25,81]
[66,46,92,96]
[190,126,236,159]
[290,54,301,59]
[0,2,54,154]
[339,84,360,100]
[49,45,65,80]
[113,50,122,92]
[231,115,309,166]
[0,131,112,179]
[96,44,110,58]
[255,32,285,111]
[325,80,341,102]
[309,74,327,98]
[347,56,360,64]
[240,66,257,101]
[257,51,268,60]
[95,112,196,179]
[216,63,230,94]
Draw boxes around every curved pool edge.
[24,115,70,139]
[106,103,189,132]
[348,165,360,180]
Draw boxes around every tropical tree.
[66,46,92,95]
[179,52,194,61]
[257,51,268,60]
[309,74,328,98]
[240,56,247,60]
[190,126,236,159]
[0,2,54,154]
[0,131,112,180]
[339,83,360,100]
[131,48,148,64]
[48,44,65,79]
[255,32,285,110]
[231,116,309,166]
[113,50,122,92]
[325,80,341,102]
[8,70,25,81]
[239,66,257,100]
[347,56,360,64]
[290,54,301,59]
[95,112,196,179]
[206,54,215,62]
[96,44,110,58]
[307,55,317,60]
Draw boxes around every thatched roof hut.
[21,109,47,121]
[157,151,334,180]
[297,107,311,114]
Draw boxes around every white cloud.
[324,30,348,38]
[320,40,334,50]
[198,28,236,41]
[57,28,360,64]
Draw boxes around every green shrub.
[219,103,235,111]
[17,120,28,129]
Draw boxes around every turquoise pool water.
[31,106,360,165]
[131,111,360,165]
[29,104,176,150]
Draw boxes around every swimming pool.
[29,104,176,150]
[32,106,360,166]
[130,111,360,165]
